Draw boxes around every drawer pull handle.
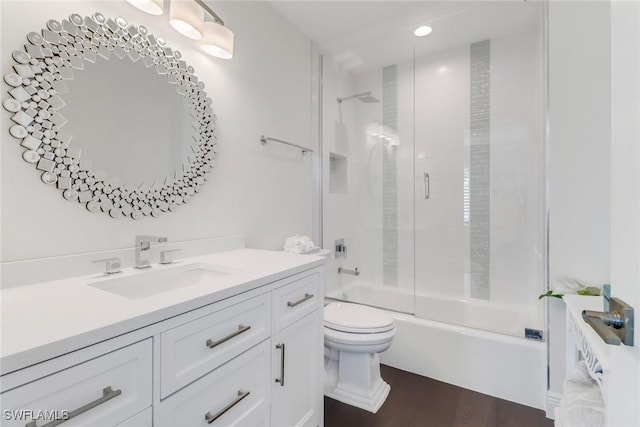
[275,343,285,387]
[287,293,314,308]
[25,386,122,427]
[206,324,251,349]
[204,390,250,424]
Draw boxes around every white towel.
[555,361,605,427]
[283,235,317,254]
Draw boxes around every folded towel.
[283,235,317,254]
[555,361,605,427]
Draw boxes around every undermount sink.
[88,263,233,299]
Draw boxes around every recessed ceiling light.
[126,0,163,15]
[414,26,432,37]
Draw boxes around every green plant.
[538,290,563,299]
[538,286,602,300]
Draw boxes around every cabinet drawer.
[1,340,151,427]
[273,271,321,331]
[160,292,270,397]
[156,340,271,427]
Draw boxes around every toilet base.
[324,350,391,413]
[325,378,390,413]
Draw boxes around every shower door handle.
[423,173,430,199]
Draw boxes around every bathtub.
[327,283,547,409]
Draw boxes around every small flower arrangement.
[538,278,603,300]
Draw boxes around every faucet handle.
[160,249,182,265]
[136,235,168,245]
[92,257,122,275]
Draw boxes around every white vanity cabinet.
[156,269,324,427]
[271,271,324,427]
[0,258,324,427]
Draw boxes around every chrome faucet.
[135,235,168,269]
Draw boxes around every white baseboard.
[546,391,562,419]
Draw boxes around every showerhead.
[358,94,380,103]
[337,91,380,104]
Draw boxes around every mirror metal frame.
[3,12,217,219]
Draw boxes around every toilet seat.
[324,302,394,334]
[324,324,397,349]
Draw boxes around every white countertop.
[0,249,325,375]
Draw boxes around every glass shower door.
[413,2,546,337]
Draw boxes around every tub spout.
[338,267,359,276]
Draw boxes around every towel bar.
[260,135,313,155]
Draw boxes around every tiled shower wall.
[382,65,398,287]
[469,40,491,300]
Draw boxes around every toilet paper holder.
[582,297,634,346]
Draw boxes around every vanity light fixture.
[125,0,163,16]
[125,0,235,59]
[196,0,234,59]
[414,25,433,37]
[170,0,204,40]
[201,20,234,59]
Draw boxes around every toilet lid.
[324,302,394,333]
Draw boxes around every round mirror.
[3,13,217,219]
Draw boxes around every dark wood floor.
[324,365,554,427]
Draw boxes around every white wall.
[547,0,611,410]
[0,1,314,272]
[611,0,640,357]
[548,2,640,422]
[610,1,640,424]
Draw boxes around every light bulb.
[170,1,203,40]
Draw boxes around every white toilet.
[323,302,396,413]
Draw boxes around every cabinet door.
[272,311,323,427]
